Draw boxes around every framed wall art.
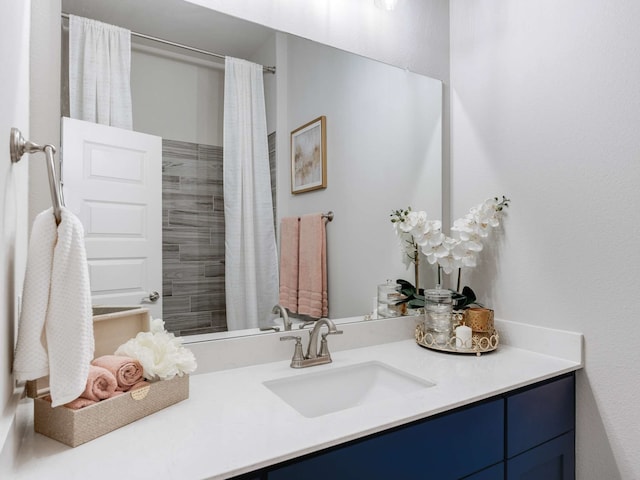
[290,116,327,194]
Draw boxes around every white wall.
[450,1,640,478]
[279,35,442,317]
[0,0,31,470]
[186,0,450,80]
[130,46,225,146]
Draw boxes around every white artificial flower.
[391,197,509,279]
[116,319,197,381]
[414,220,443,246]
[150,317,165,333]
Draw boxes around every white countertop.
[10,327,582,480]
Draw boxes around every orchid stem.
[414,248,419,293]
[456,268,461,293]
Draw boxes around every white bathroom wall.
[450,1,640,478]
[248,33,278,135]
[0,0,31,469]
[185,0,450,80]
[130,46,224,146]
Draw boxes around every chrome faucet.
[272,304,292,331]
[281,318,343,368]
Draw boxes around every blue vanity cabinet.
[506,374,575,479]
[506,431,574,479]
[506,374,575,458]
[463,463,504,479]
[250,373,575,480]
[267,399,504,480]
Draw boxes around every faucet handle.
[280,335,305,367]
[319,330,343,358]
[280,335,302,342]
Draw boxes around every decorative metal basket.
[415,322,499,356]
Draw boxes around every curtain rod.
[61,13,276,74]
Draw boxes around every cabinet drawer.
[507,375,574,458]
[268,398,504,480]
[507,431,574,480]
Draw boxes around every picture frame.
[290,116,327,194]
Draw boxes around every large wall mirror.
[60,0,442,339]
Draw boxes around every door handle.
[144,291,160,303]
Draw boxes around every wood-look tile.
[210,309,227,328]
[168,210,218,228]
[190,293,225,312]
[163,192,214,211]
[163,263,205,281]
[204,260,225,278]
[163,279,173,297]
[268,131,276,153]
[163,311,213,332]
[163,227,212,245]
[159,139,239,336]
[163,295,190,315]
[162,175,181,193]
[162,244,180,263]
[180,177,222,195]
[163,158,220,178]
[213,195,225,213]
[197,144,223,162]
[172,278,223,296]
[163,139,198,159]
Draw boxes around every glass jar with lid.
[424,286,453,345]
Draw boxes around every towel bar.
[9,128,64,224]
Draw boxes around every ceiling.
[61,0,275,62]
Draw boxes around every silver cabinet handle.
[144,291,160,303]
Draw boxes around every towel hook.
[9,127,64,224]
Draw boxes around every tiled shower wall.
[162,134,276,336]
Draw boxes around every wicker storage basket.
[33,306,189,447]
[34,375,189,447]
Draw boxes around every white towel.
[14,208,94,407]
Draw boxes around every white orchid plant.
[390,195,510,307]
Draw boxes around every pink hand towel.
[42,394,97,410]
[91,355,143,391]
[279,216,300,313]
[297,213,328,318]
[64,397,98,410]
[81,365,118,401]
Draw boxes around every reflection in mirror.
[60,0,442,339]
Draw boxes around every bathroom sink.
[263,361,435,418]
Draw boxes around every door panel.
[62,117,163,318]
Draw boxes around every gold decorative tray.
[415,323,499,356]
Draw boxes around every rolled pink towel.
[92,355,143,391]
[129,380,150,391]
[64,397,97,410]
[81,365,118,401]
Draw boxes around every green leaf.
[461,286,477,305]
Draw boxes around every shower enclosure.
[161,134,276,336]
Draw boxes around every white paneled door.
[62,117,163,319]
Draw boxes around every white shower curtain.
[223,57,279,330]
[69,15,132,129]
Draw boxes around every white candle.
[455,324,472,349]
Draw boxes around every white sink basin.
[263,361,435,418]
